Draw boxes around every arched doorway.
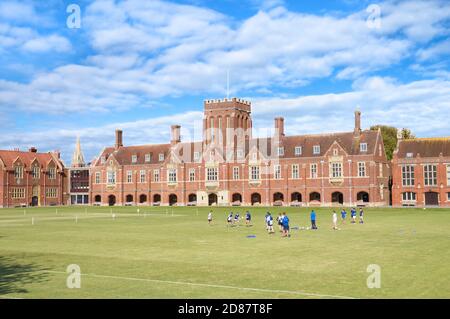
[208,193,218,206]
[139,194,147,204]
[273,192,284,202]
[126,194,133,203]
[31,196,38,206]
[94,195,101,203]
[357,191,369,203]
[291,192,302,202]
[232,193,242,203]
[153,194,161,203]
[309,192,321,202]
[169,194,178,206]
[425,192,439,206]
[331,192,344,204]
[188,193,197,203]
[108,195,116,206]
[251,193,261,205]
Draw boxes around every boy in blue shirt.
[350,208,356,224]
[341,209,347,223]
[234,213,240,225]
[310,210,317,229]
[281,212,290,237]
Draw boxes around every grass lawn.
[0,205,449,299]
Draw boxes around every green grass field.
[0,205,449,299]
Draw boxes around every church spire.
[71,136,85,167]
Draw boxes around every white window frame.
[107,171,116,185]
[402,165,415,186]
[402,192,416,202]
[145,154,151,163]
[447,164,450,186]
[277,147,284,156]
[313,145,320,155]
[330,162,343,178]
[233,167,239,180]
[250,166,260,181]
[159,153,164,162]
[294,146,302,156]
[358,162,366,177]
[292,164,299,179]
[206,167,218,181]
[153,169,160,182]
[32,166,40,179]
[95,172,100,184]
[274,164,281,179]
[189,168,195,181]
[127,170,132,183]
[194,152,200,161]
[140,170,146,183]
[424,164,437,186]
[131,155,137,163]
[168,169,177,183]
[14,166,23,179]
[310,163,318,178]
[48,167,56,179]
[360,143,368,152]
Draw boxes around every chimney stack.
[115,129,123,150]
[354,109,361,137]
[29,147,37,153]
[274,117,285,137]
[171,125,181,145]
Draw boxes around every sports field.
[0,206,449,299]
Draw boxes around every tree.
[370,125,415,160]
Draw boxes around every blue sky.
[0,0,449,164]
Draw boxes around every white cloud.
[22,34,72,53]
[251,77,450,136]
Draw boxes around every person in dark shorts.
[281,212,290,237]
[245,211,252,226]
[310,210,317,229]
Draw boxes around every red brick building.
[392,137,450,207]
[0,148,66,207]
[90,98,390,207]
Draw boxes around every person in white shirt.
[208,211,213,225]
[332,210,338,230]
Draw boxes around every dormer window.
[313,145,320,155]
[194,152,200,161]
[159,153,164,161]
[360,143,368,152]
[295,146,302,156]
[145,154,151,162]
[406,152,413,158]
[277,147,284,156]
[131,155,137,163]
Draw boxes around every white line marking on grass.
[42,270,356,299]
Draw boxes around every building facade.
[0,148,66,207]
[90,98,390,207]
[67,137,90,205]
[392,137,450,207]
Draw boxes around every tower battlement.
[204,97,251,112]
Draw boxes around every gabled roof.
[275,130,379,157]
[94,130,380,166]
[95,144,171,166]
[396,138,450,158]
[0,150,64,170]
